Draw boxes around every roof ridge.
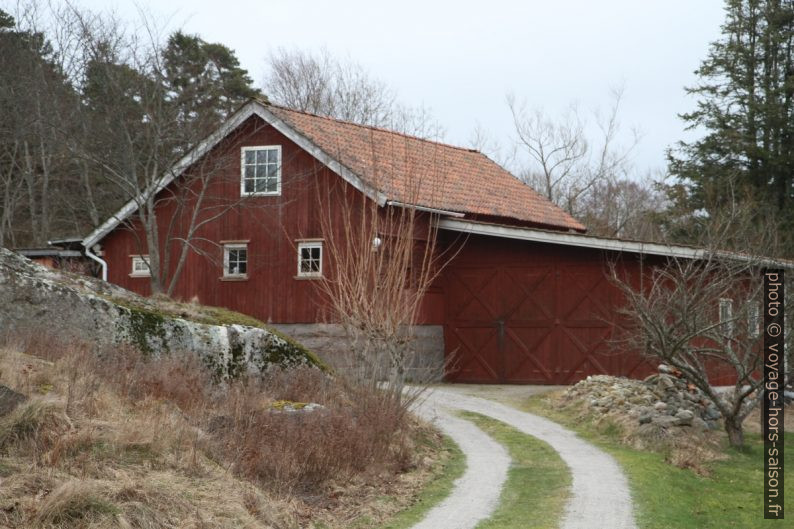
[263,100,483,155]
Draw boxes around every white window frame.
[223,243,248,279]
[747,301,761,338]
[297,241,323,278]
[719,298,734,337]
[240,145,281,197]
[130,255,151,277]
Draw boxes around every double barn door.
[444,260,626,384]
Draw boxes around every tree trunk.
[724,416,745,448]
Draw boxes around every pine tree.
[163,31,262,134]
[668,0,794,244]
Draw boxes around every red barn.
[82,99,715,384]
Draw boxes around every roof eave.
[438,218,794,268]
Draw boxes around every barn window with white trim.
[241,146,281,196]
[223,244,248,278]
[297,242,322,277]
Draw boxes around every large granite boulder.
[0,247,323,377]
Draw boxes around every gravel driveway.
[411,387,637,529]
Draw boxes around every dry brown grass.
[0,333,441,528]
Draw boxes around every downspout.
[84,243,108,282]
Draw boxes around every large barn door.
[444,259,639,383]
[445,267,503,381]
[446,264,558,383]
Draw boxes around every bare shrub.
[206,367,414,494]
[1,334,419,501]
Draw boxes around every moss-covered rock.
[0,247,325,376]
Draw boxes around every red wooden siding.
[101,115,443,326]
[98,113,738,386]
[441,233,656,384]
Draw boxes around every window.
[719,298,734,337]
[297,241,322,278]
[223,244,248,278]
[130,255,150,277]
[747,301,761,338]
[241,146,281,196]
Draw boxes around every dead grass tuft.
[0,333,439,528]
[0,398,72,456]
[34,480,118,526]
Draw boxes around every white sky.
[52,0,726,175]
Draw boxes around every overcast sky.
[68,0,726,175]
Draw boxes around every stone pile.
[564,365,723,431]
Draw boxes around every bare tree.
[264,47,395,126]
[61,6,254,295]
[508,87,639,219]
[311,138,461,405]
[0,2,85,247]
[263,47,443,138]
[468,121,517,169]
[610,203,790,447]
[578,172,668,240]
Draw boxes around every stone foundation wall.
[271,323,446,381]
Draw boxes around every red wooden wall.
[441,233,657,384]
[100,114,737,386]
[101,115,444,325]
[440,233,739,385]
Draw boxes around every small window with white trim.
[241,146,281,196]
[297,241,322,278]
[223,243,248,278]
[719,298,734,337]
[130,255,150,277]
[747,301,761,338]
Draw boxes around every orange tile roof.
[267,105,586,232]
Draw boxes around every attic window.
[241,146,281,196]
[130,255,150,277]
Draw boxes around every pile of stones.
[564,365,723,431]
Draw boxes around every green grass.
[522,394,794,529]
[459,411,570,529]
[376,435,466,529]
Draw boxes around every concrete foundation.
[271,323,446,381]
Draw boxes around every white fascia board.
[252,105,386,205]
[438,218,705,259]
[82,102,262,248]
[438,218,794,268]
[83,100,386,249]
[386,200,465,218]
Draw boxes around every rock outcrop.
[0,247,323,376]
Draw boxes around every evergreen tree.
[163,31,261,134]
[668,0,794,247]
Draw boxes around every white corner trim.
[438,218,794,268]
